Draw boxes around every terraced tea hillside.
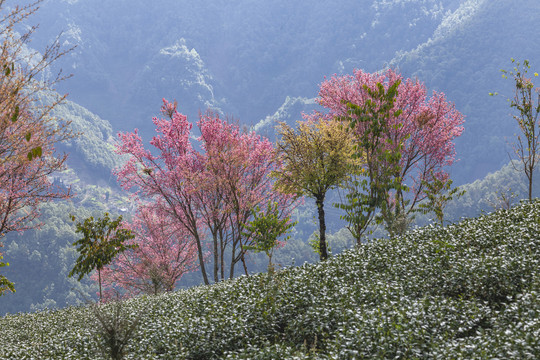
[1,201,539,359]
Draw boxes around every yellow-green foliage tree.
[273,118,360,260]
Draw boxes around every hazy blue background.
[24,0,538,184]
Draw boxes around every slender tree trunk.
[229,239,237,279]
[213,233,218,283]
[316,196,328,261]
[267,251,274,274]
[98,269,102,302]
[529,176,533,202]
[220,230,225,281]
[241,253,249,276]
[194,233,209,285]
[527,165,533,202]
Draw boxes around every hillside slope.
[394,0,540,183]
[1,200,538,359]
[0,95,130,315]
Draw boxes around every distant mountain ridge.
[395,0,540,182]
[29,1,460,123]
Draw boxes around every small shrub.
[91,296,142,360]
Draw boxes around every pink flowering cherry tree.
[99,203,198,297]
[115,100,297,285]
[317,69,464,238]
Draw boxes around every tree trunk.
[213,233,219,283]
[529,177,533,202]
[527,164,533,202]
[220,229,225,281]
[98,269,102,302]
[194,232,210,285]
[230,239,236,280]
[241,252,249,276]
[316,196,328,261]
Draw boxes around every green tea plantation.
[1,201,539,359]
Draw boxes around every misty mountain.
[25,0,539,185]
[30,0,458,124]
[394,0,540,182]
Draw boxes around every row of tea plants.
[0,200,538,359]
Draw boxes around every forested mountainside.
[0,94,132,315]
[31,0,461,129]
[25,0,540,185]
[395,0,540,182]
